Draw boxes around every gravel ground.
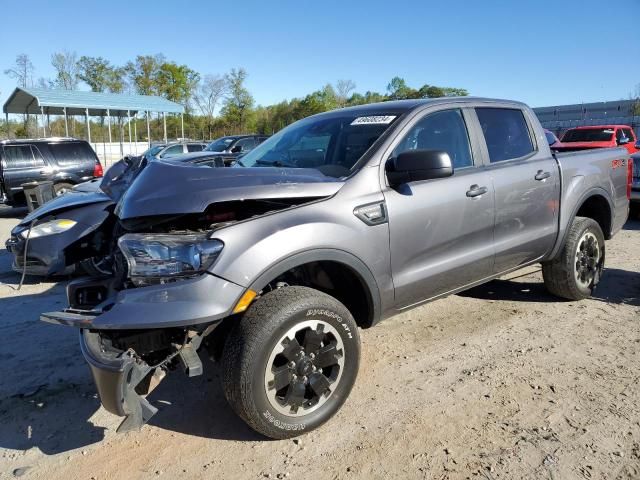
[0,206,638,480]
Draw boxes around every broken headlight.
[117,233,223,285]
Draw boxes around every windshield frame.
[235,111,405,178]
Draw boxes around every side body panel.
[547,147,630,259]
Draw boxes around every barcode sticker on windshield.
[351,115,396,125]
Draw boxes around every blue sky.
[1,0,638,108]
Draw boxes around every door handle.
[535,170,551,181]
[466,185,488,198]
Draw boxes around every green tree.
[125,54,165,95]
[155,62,199,105]
[220,68,254,131]
[77,56,125,93]
[387,77,415,99]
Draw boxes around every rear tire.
[542,216,605,300]
[221,286,360,439]
[53,182,74,196]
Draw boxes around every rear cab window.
[476,108,535,162]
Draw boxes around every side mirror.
[386,150,454,186]
[231,145,242,153]
[618,137,630,145]
[123,155,134,166]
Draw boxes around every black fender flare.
[248,248,382,327]
[549,186,614,260]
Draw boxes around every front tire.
[542,216,605,300]
[221,286,360,439]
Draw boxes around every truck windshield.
[562,128,614,142]
[236,113,401,177]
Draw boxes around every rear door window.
[2,145,44,169]
[49,142,96,166]
[476,108,535,162]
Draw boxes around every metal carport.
[2,87,185,146]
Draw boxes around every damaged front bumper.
[41,273,245,329]
[41,273,245,431]
[80,329,158,432]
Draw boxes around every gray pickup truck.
[40,97,632,439]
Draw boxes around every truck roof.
[310,97,528,119]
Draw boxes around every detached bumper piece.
[79,329,158,433]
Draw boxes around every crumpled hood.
[115,160,343,220]
[20,184,111,226]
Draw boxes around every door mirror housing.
[230,145,242,153]
[386,150,454,186]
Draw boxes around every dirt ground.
[0,206,638,480]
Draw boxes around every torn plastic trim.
[79,329,157,433]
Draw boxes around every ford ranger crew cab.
[39,98,632,439]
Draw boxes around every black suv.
[0,138,103,206]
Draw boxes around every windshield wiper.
[254,159,297,168]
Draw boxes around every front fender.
[209,193,393,324]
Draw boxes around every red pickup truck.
[553,125,638,154]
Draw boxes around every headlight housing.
[117,233,223,285]
[20,219,77,239]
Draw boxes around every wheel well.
[266,261,374,329]
[205,260,375,361]
[575,195,612,239]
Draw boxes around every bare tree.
[51,50,79,90]
[335,79,356,107]
[4,54,34,88]
[194,74,228,137]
